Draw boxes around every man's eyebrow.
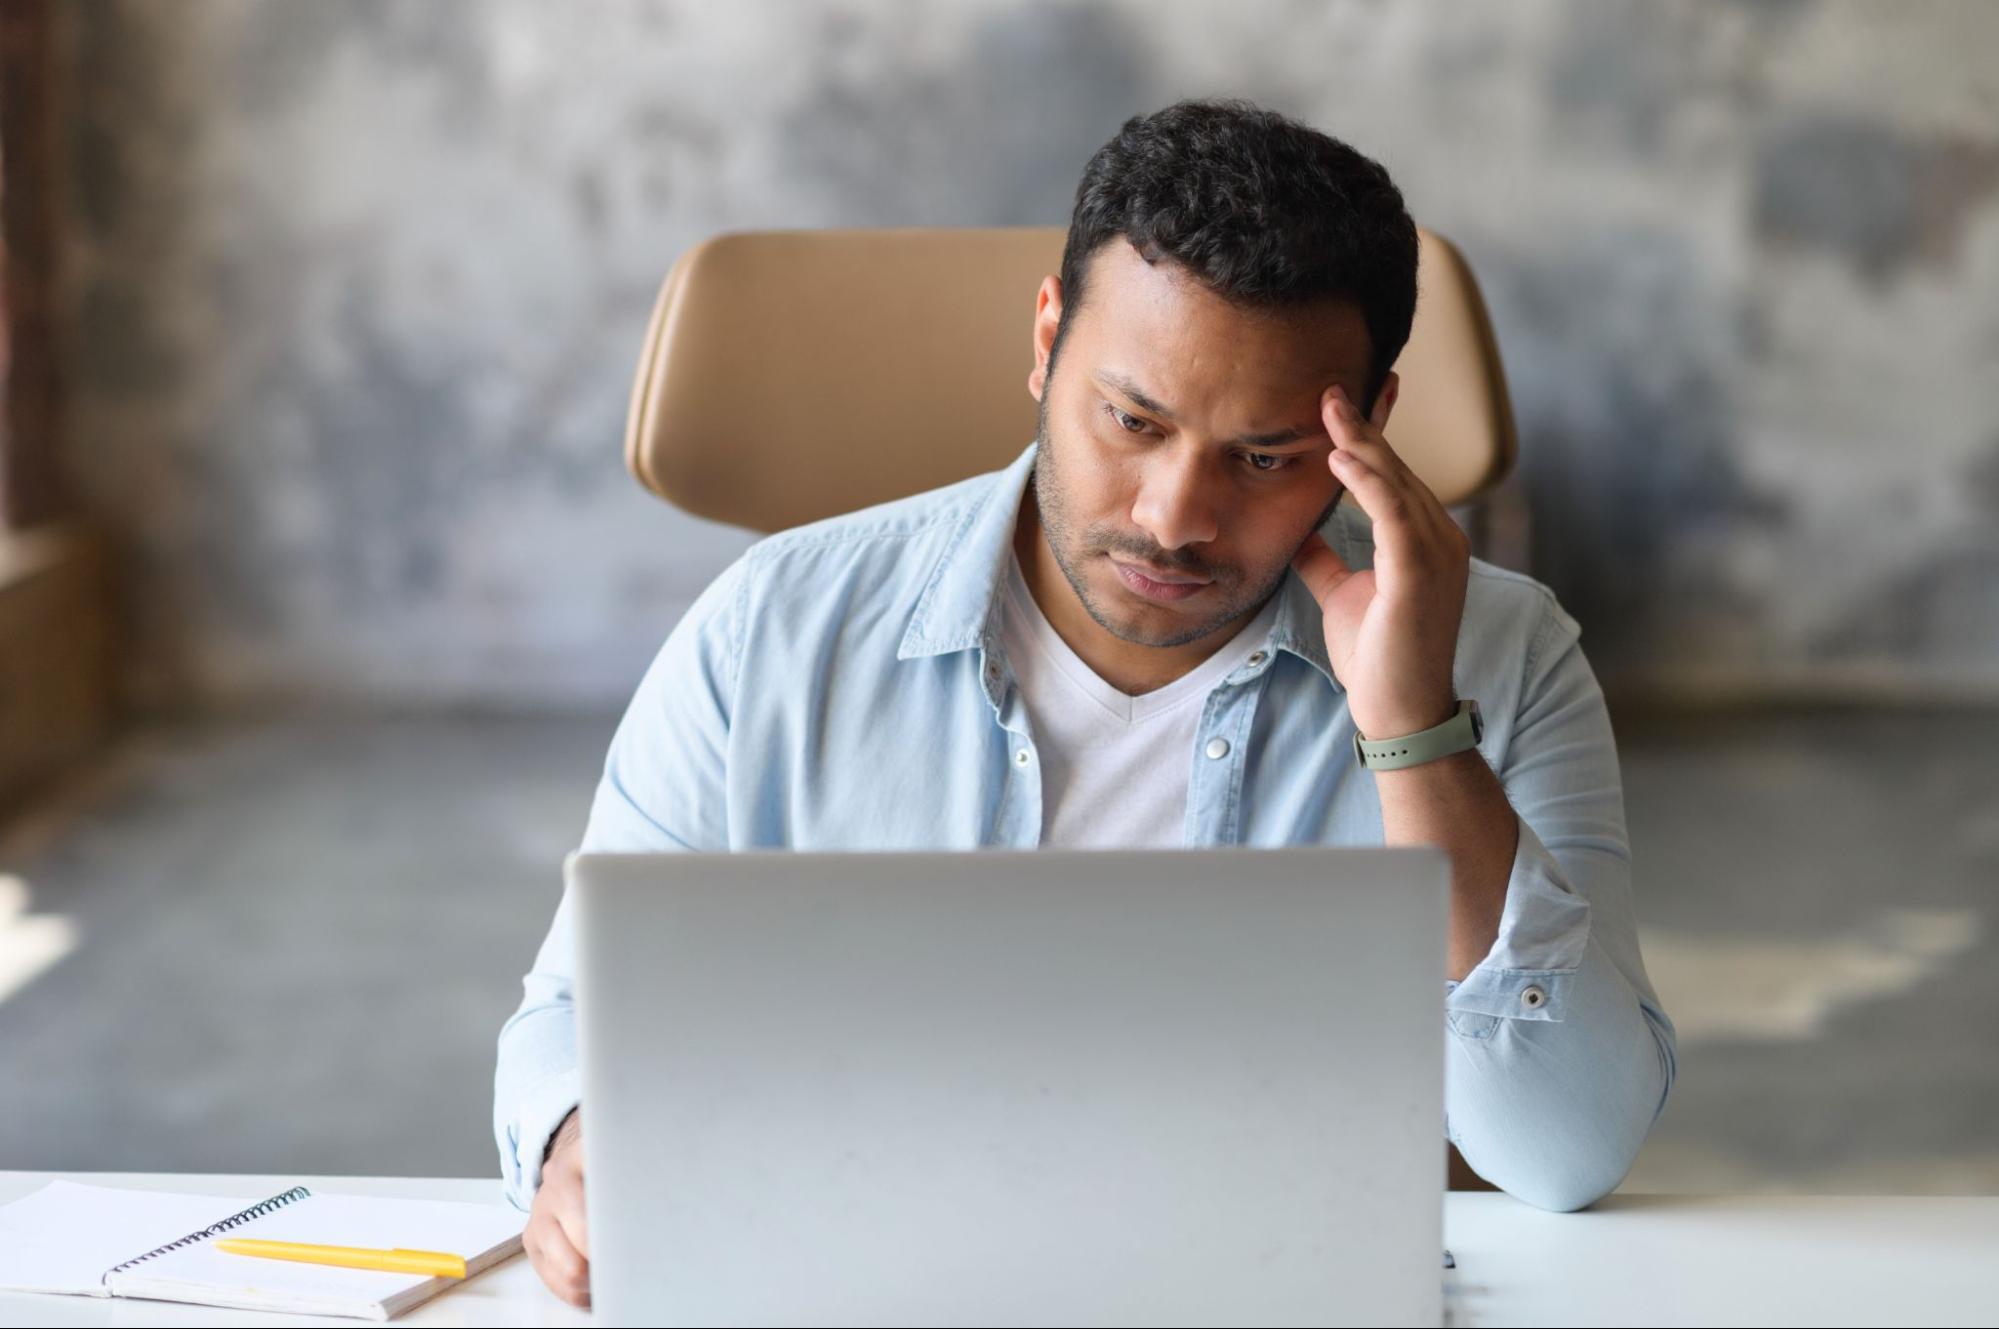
[1095,370,1326,450]
[1097,371,1178,421]
[1233,424,1320,448]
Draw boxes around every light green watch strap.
[1353,699,1484,771]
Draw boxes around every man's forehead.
[1073,241,1373,395]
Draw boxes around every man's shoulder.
[751,469,991,558]
[733,465,1001,605]
[1465,558,1578,636]
[1460,557,1587,691]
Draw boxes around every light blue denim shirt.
[495,439,1676,1214]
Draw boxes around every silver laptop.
[572,846,1447,1327]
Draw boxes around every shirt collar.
[896,439,1344,693]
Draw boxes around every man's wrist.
[1353,694,1459,742]
[1355,697,1485,773]
[544,1106,582,1164]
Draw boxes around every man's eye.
[1241,451,1294,474]
[1102,403,1149,434]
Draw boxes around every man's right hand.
[524,1107,590,1307]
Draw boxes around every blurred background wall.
[64,0,1999,712]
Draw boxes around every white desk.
[3,1173,1994,1327]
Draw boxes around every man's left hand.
[1290,378,1470,741]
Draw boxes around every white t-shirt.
[1000,550,1282,848]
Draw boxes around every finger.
[1326,443,1417,530]
[1289,529,1358,608]
[1331,441,1451,542]
[1330,444,1466,565]
[1325,388,1455,537]
[1331,458,1470,611]
[530,1216,592,1305]
[1326,387,1418,488]
[555,1187,591,1260]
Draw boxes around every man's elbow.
[1506,1010,1679,1213]
[1498,1148,1635,1213]
[1458,1077,1662,1213]
[1480,1068,1665,1213]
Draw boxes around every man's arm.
[495,552,750,1305]
[1290,381,1674,1212]
[493,550,751,1207]
[1372,718,1515,983]
[1418,605,1675,1212]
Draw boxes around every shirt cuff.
[1443,813,1592,1025]
[500,1068,581,1211]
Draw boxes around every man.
[496,99,1677,1308]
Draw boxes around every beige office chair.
[624,227,1516,1192]
[626,227,1517,529]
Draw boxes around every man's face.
[1026,240,1378,650]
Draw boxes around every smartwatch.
[1353,699,1483,771]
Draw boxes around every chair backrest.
[625,226,1516,532]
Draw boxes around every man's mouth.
[1111,558,1211,602]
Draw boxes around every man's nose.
[1129,451,1220,554]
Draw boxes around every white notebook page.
[0,1181,255,1296]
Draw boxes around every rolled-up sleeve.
[492,551,750,1210]
[1441,601,1678,1212]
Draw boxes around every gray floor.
[2,707,1994,1192]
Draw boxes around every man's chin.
[1078,595,1179,645]
[1088,592,1235,650]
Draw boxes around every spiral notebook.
[0,1180,526,1320]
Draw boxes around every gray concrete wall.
[63,0,1999,709]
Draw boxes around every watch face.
[1467,699,1484,743]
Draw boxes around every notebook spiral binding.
[102,1186,314,1281]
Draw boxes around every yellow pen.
[213,1238,467,1279]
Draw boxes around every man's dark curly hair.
[1052,99,1419,413]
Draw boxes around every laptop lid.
[574,846,1447,1327]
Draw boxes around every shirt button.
[1247,650,1267,666]
[1205,737,1230,760]
[1015,749,1031,766]
[1520,985,1547,1010]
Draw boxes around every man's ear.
[1371,369,1401,432]
[1027,275,1063,403]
